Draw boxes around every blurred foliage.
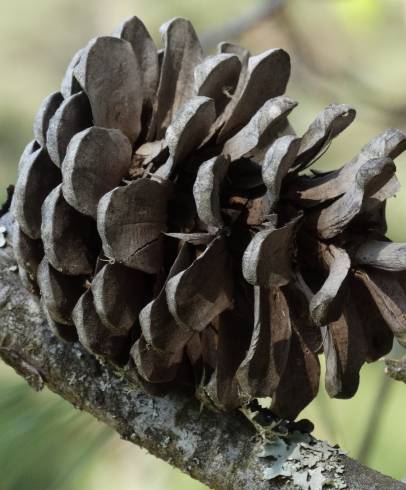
[0,371,111,490]
[0,364,207,490]
[333,0,383,25]
[1,0,406,488]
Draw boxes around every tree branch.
[0,213,404,490]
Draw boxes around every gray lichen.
[385,357,406,384]
[260,433,347,489]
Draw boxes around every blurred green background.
[1,0,406,488]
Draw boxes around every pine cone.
[10,16,406,420]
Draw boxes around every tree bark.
[0,212,404,490]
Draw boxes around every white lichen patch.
[125,393,199,460]
[260,432,347,489]
[0,226,7,248]
[0,285,11,308]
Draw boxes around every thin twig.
[357,371,392,464]
[200,0,284,50]
[385,356,406,384]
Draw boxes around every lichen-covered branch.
[0,213,404,490]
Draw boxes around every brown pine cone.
[10,16,406,420]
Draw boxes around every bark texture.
[0,212,404,490]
